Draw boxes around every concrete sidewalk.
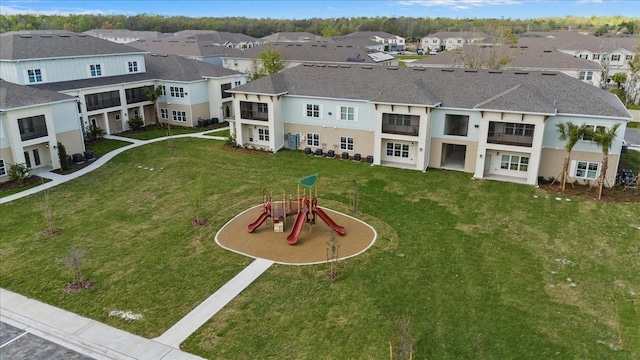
[0,288,205,360]
[154,258,274,348]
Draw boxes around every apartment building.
[227,64,631,186]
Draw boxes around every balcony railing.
[20,124,48,141]
[240,110,268,121]
[487,132,533,147]
[382,124,419,136]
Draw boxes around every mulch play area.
[216,205,376,265]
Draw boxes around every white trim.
[0,158,6,177]
[88,63,104,77]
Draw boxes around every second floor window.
[581,125,606,141]
[340,106,355,121]
[221,83,232,99]
[579,71,593,81]
[160,85,166,96]
[128,61,138,73]
[90,64,102,77]
[626,54,633,60]
[170,86,185,98]
[27,69,43,83]
[611,54,620,62]
[306,104,320,118]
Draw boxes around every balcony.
[382,123,419,136]
[240,110,268,121]
[487,122,534,147]
[487,131,533,147]
[382,113,420,136]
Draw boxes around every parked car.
[429,49,441,55]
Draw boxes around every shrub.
[57,142,69,171]
[8,163,30,183]
[225,133,238,147]
[128,116,144,131]
[85,124,105,142]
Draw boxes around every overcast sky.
[1,0,639,19]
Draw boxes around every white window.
[579,71,593,81]
[234,80,242,87]
[386,143,409,158]
[27,69,43,83]
[575,161,599,179]
[90,64,102,77]
[306,133,320,147]
[340,136,354,151]
[625,54,633,61]
[258,128,269,141]
[500,155,529,172]
[128,61,138,73]
[170,86,185,98]
[160,108,168,119]
[0,158,6,176]
[611,54,620,61]
[172,110,186,122]
[581,125,606,141]
[160,85,166,96]
[339,106,355,121]
[593,54,600,60]
[306,104,320,118]
[505,123,534,137]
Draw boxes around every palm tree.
[590,123,621,200]
[144,85,164,127]
[555,122,589,191]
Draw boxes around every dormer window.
[90,64,103,77]
[26,69,43,83]
[128,61,139,73]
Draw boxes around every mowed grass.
[1,138,638,359]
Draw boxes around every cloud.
[0,2,121,16]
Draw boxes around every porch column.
[49,139,60,169]
[102,111,111,134]
[473,146,487,179]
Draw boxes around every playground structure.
[247,173,346,245]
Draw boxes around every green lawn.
[121,126,206,140]
[1,138,638,359]
[86,138,131,155]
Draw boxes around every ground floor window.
[172,110,186,122]
[258,128,269,141]
[306,133,319,147]
[0,159,6,176]
[160,108,168,119]
[340,136,354,151]
[575,161,599,179]
[386,142,409,158]
[500,154,529,171]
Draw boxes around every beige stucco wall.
[283,124,375,157]
[56,129,85,156]
[191,102,211,126]
[539,148,620,186]
[429,138,478,173]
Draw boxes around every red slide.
[286,208,309,245]
[314,207,346,235]
[247,211,270,233]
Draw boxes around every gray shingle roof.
[229,65,631,118]
[261,32,329,42]
[410,43,602,71]
[234,42,384,64]
[0,79,75,110]
[171,30,259,44]
[127,38,246,57]
[30,54,242,92]
[0,31,146,60]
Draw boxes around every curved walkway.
[1,127,277,359]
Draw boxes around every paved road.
[0,322,94,360]
[625,127,639,147]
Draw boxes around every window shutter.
[569,160,577,176]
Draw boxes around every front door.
[484,154,492,173]
[288,133,299,150]
[23,151,32,168]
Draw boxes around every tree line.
[1,14,638,40]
